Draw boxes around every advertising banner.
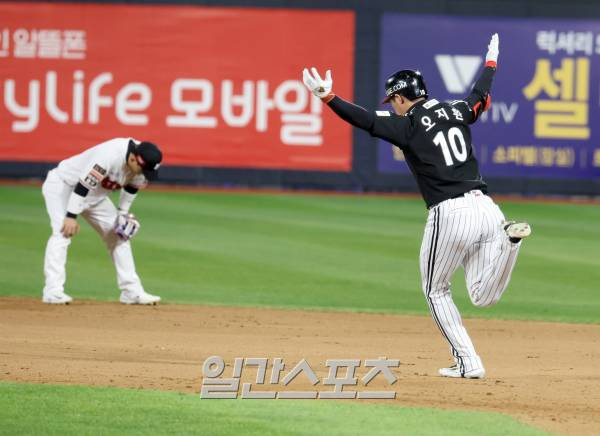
[379,14,600,179]
[0,3,354,171]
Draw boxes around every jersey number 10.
[433,127,467,166]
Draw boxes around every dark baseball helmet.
[382,69,428,104]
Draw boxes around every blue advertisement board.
[378,14,600,179]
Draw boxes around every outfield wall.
[1,0,599,196]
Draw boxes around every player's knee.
[51,224,66,236]
[470,293,500,308]
[423,284,451,298]
[49,232,72,245]
[487,295,502,306]
[104,232,123,251]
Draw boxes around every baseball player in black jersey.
[303,34,531,379]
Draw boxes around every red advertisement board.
[0,3,355,171]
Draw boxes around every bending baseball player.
[41,138,163,305]
[303,34,531,378]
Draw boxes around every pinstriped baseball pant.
[419,190,521,373]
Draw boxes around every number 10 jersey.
[371,98,487,208]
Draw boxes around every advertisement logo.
[0,3,355,171]
[434,55,482,94]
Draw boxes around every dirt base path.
[1,297,599,435]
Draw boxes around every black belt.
[428,192,466,210]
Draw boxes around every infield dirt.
[1,297,598,435]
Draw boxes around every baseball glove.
[115,213,140,241]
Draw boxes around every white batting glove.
[485,33,499,64]
[115,213,140,241]
[302,67,332,98]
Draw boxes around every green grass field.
[1,185,598,323]
[1,184,597,435]
[0,382,548,436]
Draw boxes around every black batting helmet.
[382,69,428,104]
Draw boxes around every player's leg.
[41,170,74,304]
[82,198,159,304]
[463,195,526,307]
[420,203,484,378]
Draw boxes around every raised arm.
[452,34,499,124]
[302,67,411,145]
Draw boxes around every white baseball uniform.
[42,137,147,298]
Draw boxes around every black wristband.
[66,212,77,219]
[123,184,139,195]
